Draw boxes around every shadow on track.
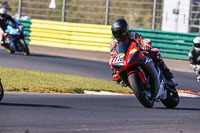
[29,53,67,59]
[155,107,200,111]
[1,49,71,60]
[0,102,72,109]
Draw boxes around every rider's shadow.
[29,53,66,59]
[0,102,72,109]
[155,107,200,111]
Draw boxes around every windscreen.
[116,42,130,54]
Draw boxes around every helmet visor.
[112,29,128,41]
[194,43,200,48]
[112,30,122,40]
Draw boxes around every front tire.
[2,42,15,54]
[0,79,4,101]
[161,86,179,108]
[128,73,154,108]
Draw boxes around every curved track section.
[0,49,199,91]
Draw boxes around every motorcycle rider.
[188,37,200,82]
[0,8,19,32]
[109,18,175,86]
[0,7,21,51]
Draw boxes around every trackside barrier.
[19,19,200,60]
[29,19,112,52]
[130,28,200,60]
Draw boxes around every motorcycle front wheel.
[0,79,4,101]
[19,38,30,56]
[128,73,154,108]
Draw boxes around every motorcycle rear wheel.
[161,86,179,108]
[128,73,154,108]
[19,38,30,56]
[0,79,4,101]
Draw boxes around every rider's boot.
[112,71,127,87]
[112,71,121,84]
[197,71,200,82]
[197,76,200,82]
[0,36,6,47]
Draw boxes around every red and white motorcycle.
[110,41,179,108]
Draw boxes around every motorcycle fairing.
[126,42,142,66]
[111,53,126,70]
[5,25,20,35]
[111,42,130,71]
[111,41,145,71]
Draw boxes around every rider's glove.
[19,24,23,28]
[110,39,118,50]
[19,24,23,30]
[143,44,152,51]
[142,38,152,51]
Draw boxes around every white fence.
[190,0,200,32]
[0,0,163,30]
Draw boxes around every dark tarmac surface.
[0,45,200,133]
[0,93,200,133]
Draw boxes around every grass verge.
[0,67,132,94]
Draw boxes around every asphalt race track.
[0,48,200,133]
[0,49,199,91]
[0,49,113,82]
[1,93,200,133]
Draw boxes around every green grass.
[0,67,132,94]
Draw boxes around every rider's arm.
[109,39,118,67]
[6,14,20,26]
[188,47,196,65]
[110,39,118,57]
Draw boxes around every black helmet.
[111,18,129,40]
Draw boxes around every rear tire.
[19,38,30,56]
[0,79,4,101]
[128,73,154,108]
[161,86,179,108]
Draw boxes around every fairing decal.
[127,51,139,64]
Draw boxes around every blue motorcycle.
[3,23,30,55]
